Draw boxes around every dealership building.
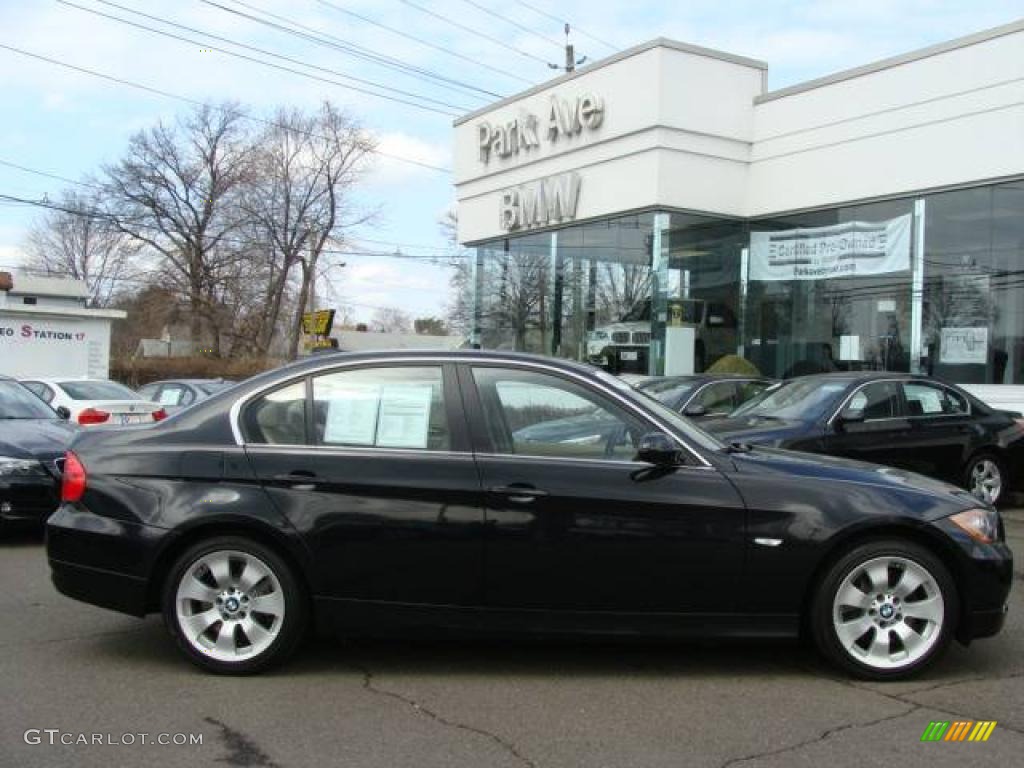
[453,19,1024,405]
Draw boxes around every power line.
[454,0,563,50]
[314,0,533,87]
[513,0,619,52]
[0,44,452,172]
[0,191,460,262]
[395,0,550,66]
[204,0,502,101]
[57,0,466,115]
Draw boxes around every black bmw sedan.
[47,352,1011,678]
[0,376,76,532]
[703,373,1024,506]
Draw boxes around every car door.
[242,363,485,607]
[898,381,974,482]
[461,362,746,615]
[820,380,911,469]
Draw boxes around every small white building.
[0,272,126,379]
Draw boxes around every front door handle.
[274,470,318,490]
[487,485,548,503]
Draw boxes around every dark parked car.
[137,379,235,413]
[0,376,75,532]
[636,374,775,419]
[47,353,1011,678]
[703,373,1024,506]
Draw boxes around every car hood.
[0,418,77,461]
[728,445,980,515]
[702,415,810,445]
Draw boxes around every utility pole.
[549,23,587,74]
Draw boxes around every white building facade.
[454,20,1024,401]
[0,273,126,379]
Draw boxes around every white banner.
[750,214,912,281]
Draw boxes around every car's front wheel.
[162,536,307,674]
[811,539,957,680]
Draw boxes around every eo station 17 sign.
[0,318,107,378]
[749,215,912,281]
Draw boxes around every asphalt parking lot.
[1,512,1021,768]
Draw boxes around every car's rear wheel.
[811,539,956,680]
[162,536,307,674]
[964,452,1006,507]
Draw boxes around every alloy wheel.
[831,555,945,671]
[174,549,286,663]
[969,459,1002,505]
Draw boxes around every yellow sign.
[302,309,335,336]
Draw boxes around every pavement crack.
[354,663,537,768]
[204,716,282,768]
[719,705,920,768]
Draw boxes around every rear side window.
[23,381,54,403]
[312,367,449,450]
[244,381,307,445]
[903,382,968,417]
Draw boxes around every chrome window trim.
[228,355,713,468]
[473,452,717,470]
[244,443,475,461]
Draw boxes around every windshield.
[0,381,58,419]
[591,369,725,452]
[59,380,141,401]
[730,378,850,421]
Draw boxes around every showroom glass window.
[922,182,1024,384]
[471,367,646,460]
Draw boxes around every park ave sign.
[477,93,605,164]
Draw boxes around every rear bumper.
[46,503,170,616]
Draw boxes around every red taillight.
[61,451,87,503]
[152,408,168,422]
[78,407,110,425]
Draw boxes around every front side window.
[312,367,449,450]
[158,385,189,407]
[473,367,647,461]
[903,382,968,417]
[0,381,58,419]
[693,382,736,414]
[842,381,901,420]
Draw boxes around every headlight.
[949,508,1000,544]
[0,456,47,478]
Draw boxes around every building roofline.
[755,16,1024,104]
[453,38,767,127]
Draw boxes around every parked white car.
[20,378,166,426]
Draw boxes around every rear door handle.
[487,485,548,503]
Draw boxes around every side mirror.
[836,409,865,429]
[683,403,707,419]
[635,432,681,466]
[55,406,71,421]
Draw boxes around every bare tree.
[370,306,413,333]
[23,190,141,307]
[101,103,253,352]
[440,208,474,337]
[277,102,377,360]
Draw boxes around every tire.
[162,536,307,674]
[963,451,1007,507]
[811,539,957,680]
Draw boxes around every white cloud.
[365,132,452,186]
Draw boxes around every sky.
[0,0,1021,326]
